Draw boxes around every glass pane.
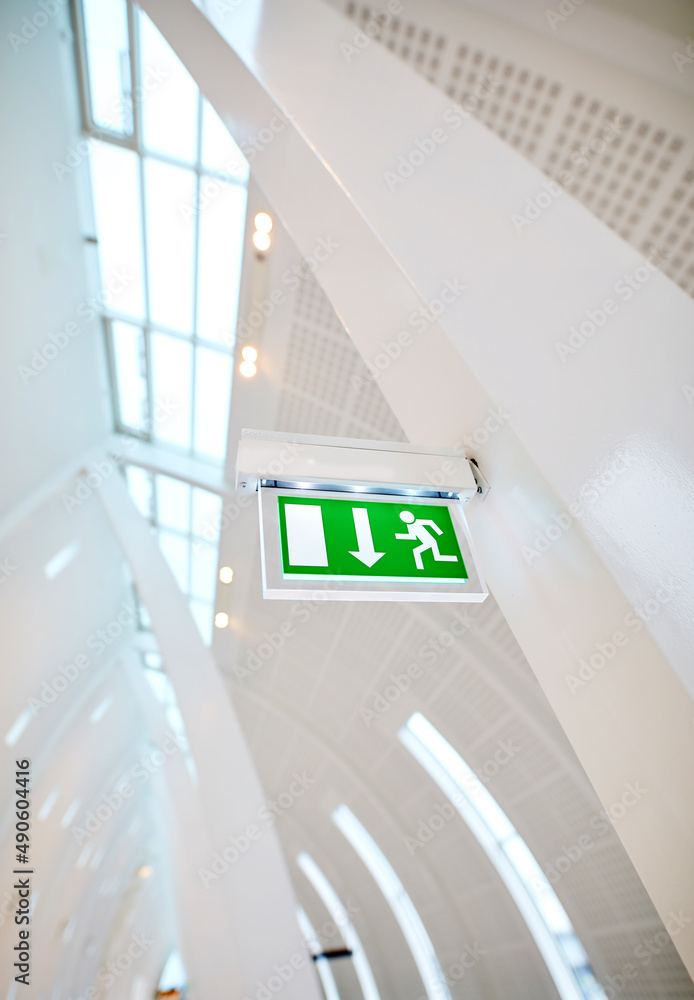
[151,334,193,450]
[196,182,247,346]
[138,10,199,164]
[112,321,147,430]
[192,488,222,542]
[144,159,196,334]
[193,348,232,461]
[189,599,213,646]
[190,542,217,601]
[201,99,248,181]
[89,143,146,320]
[82,0,132,134]
[155,475,191,533]
[125,466,153,519]
[158,530,190,593]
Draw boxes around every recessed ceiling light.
[137,865,153,879]
[254,212,273,233]
[252,231,271,252]
[241,346,258,363]
[219,566,233,584]
[214,612,229,628]
[240,360,257,377]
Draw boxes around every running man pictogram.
[394,511,459,571]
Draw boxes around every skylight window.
[297,852,380,1000]
[297,907,341,1000]
[125,467,222,645]
[75,0,248,466]
[399,713,607,1000]
[331,806,450,1000]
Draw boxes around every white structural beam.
[97,472,322,999]
[137,0,694,978]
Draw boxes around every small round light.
[137,865,153,879]
[214,612,229,628]
[239,360,256,377]
[253,231,271,252]
[254,212,273,233]
[219,566,233,584]
[241,346,258,363]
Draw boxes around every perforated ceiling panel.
[218,271,693,997]
[336,0,694,297]
[275,273,407,441]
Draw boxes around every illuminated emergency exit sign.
[259,488,487,602]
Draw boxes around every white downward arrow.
[349,508,386,567]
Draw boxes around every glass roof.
[75,0,248,642]
[400,713,607,1000]
[77,0,248,463]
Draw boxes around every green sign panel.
[277,495,468,583]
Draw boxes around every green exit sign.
[278,495,467,582]
[259,488,487,602]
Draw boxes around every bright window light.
[197,183,247,346]
[399,713,606,1000]
[297,852,380,1000]
[158,949,187,992]
[5,707,34,748]
[201,99,248,181]
[79,1,249,470]
[44,541,81,581]
[38,788,61,821]
[89,142,146,321]
[144,159,196,334]
[332,806,450,1000]
[81,0,132,135]
[138,9,198,163]
[297,907,341,1000]
[112,321,148,431]
[89,696,113,724]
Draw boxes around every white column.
[97,473,322,999]
[137,0,694,978]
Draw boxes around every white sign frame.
[258,486,488,602]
